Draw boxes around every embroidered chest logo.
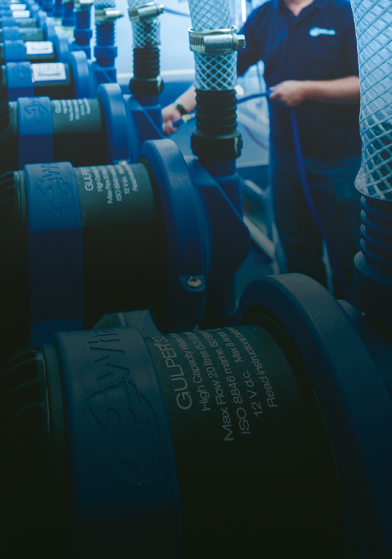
[309,27,336,37]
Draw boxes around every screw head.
[236,34,246,49]
[187,276,202,288]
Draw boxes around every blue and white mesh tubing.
[128,0,162,49]
[127,0,164,98]
[351,0,392,330]
[351,0,392,200]
[187,0,245,163]
[188,0,236,91]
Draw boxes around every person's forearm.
[175,85,197,113]
[303,76,360,105]
[162,85,197,135]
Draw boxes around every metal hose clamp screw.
[186,276,202,288]
[75,0,93,9]
[128,1,164,22]
[95,7,124,21]
[189,26,245,55]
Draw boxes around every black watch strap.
[174,102,188,116]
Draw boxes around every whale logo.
[36,174,73,217]
[85,381,160,483]
[24,101,48,123]
[309,27,336,37]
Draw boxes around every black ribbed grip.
[0,102,17,175]
[0,347,72,558]
[191,89,242,161]
[129,47,164,97]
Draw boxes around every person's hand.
[162,104,182,136]
[269,80,308,107]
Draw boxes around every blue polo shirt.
[237,0,361,160]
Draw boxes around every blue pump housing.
[14,83,169,167]
[4,50,91,100]
[235,274,392,558]
[1,17,56,40]
[2,32,69,62]
[54,326,181,558]
[0,7,47,27]
[22,139,248,345]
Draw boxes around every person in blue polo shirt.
[162,0,361,299]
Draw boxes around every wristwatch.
[173,102,188,116]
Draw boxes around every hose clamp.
[189,26,245,55]
[95,7,123,22]
[128,2,164,22]
[75,0,93,9]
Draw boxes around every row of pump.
[1,0,392,558]
[0,0,250,367]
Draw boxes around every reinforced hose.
[188,0,236,91]
[128,0,163,96]
[351,0,392,201]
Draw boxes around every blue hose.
[163,7,190,17]
[239,91,355,303]
[288,104,355,304]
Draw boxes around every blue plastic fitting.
[140,139,249,333]
[42,0,53,13]
[126,95,163,160]
[26,0,40,14]
[94,21,116,64]
[193,159,245,328]
[42,17,56,39]
[36,8,46,25]
[353,196,392,330]
[72,7,92,57]
[5,61,33,98]
[61,0,74,25]
[89,20,117,91]
[53,0,62,17]
[25,161,84,346]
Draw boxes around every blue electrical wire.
[163,7,190,17]
[288,104,355,304]
[172,113,196,128]
[237,91,271,104]
[237,91,355,304]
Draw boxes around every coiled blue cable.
[288,102,355,304]
[238,91,355,304]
